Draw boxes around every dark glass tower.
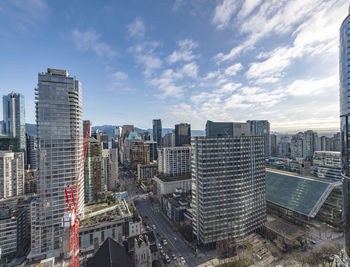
[152,119,162,147]
[340,7,350,259]
[175,123,191,147]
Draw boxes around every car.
[172,253,177,260]
[160,248,164,254]
[158,243,162,248]
[152,224,156,230]
[174,236,177,241]
[180,256,186,263]
[163,239,167,245]
[165,255,171,263]
[311,240,316,244]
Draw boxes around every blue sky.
[0,0,347,131]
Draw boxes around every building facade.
[26,133,37,169]
[175,123,191,147]
[85,137,105,203]
[191,136,266,245]
[137,163,158,181]
[30,68,84,259]
[152,119,162,147]
[157,147,191,177]
[340,7,350,258]
[104,148,118,191]
[0,151,24,199]
[247,120,270,158]
[312,151,341,180]
[2,92,26,152]
[162,132,174,147]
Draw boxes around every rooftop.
[266,170,341,217]
[155,174,191,182]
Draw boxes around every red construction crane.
[62,121,90,267]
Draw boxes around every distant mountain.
[25,123,205,137]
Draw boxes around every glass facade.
[340,9,350,258]
[175,123,191,147]
[30,69,83,258]
[2,92,26,152]
[152,119,162,147]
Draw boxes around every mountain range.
[23,123,205,137]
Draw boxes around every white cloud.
[127,17,145,39]
[180,62,198,78]
[212,0,238,29]
[237,0,262,19]
[71,29,116,58]
[224,63,243,76]
[114,71,128,80]
[151,69,184,99]
[286,75,337,96]
[167,39,198,64]
[254,77,279,85]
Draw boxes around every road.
[118,166,212,267]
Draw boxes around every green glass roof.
[125,131,141,140]
[266,170,340,217]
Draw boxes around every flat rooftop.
[155,174,191,182]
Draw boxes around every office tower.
[93,131,109,149]
[0,151,24,199]
[312,151,341,180]
[270,134,277,157]
[290,132,304,159]
[247,120,270,158]
[175,123,191,147]
[152,119,162,147]
[26,133,37,169]
[142,131,152,141]
[146,140,157,161]
[85,137,105,203]
[205,120,250,137]
[162,133,174,147]
[340,7,350,259]
[30,68,84,259]
[120,125,134,144]
[191,135,266,245]
[2,92,26,152]
[157,147,191,177]
[104,148,118,191]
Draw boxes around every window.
[90,234,93,245]
[101,231,104,242]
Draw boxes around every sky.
[0,0,348,132]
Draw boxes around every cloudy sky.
[0,0,347,131]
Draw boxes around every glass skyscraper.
[29,68,84,259]
[2,92,26,152]
[340,7,350,259]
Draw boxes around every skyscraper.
[191,135,266,245]
[270,134,277,157]
[152,119,162,147]
[205,120,250,137]
[2,92,26,152]
[175,123,191,147]
[247,120,270,158]
[340,7,350,259]
[30,68,84,259]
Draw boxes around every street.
[118,166,214,267]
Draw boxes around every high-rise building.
[320,136,331,151]
[277,136,290,158]
[157,147,191,177]
[162,132,174,147]
[270,134,277,157]
[191,135,266,245]
[247,120,270,158]
[85,137,105,203]
[175,123,191,147]
[83,120,91,138]
[205,120,250,137]
[130,143,150,170]
[103,148,118,191]
[290,132,304,159]
[152,119,162,147]
[146,140,157,161]
[26,133,37,169]
[2,92,26,152]
[0,151,24,199]
[304,130,318,160]
[30,68,84,259]
[332,132,341,152]
[340,8,350,258]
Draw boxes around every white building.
[157,147,191,177]
[30,68,84,259]
[152,176,191,199]
[0,151,24,199]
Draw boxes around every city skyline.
[0,0,347,131]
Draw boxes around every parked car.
[180,256,186,264]
[165,255,171,263]
[152,224,156,230]
[172,253,177,260]
[163,239,167,245]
